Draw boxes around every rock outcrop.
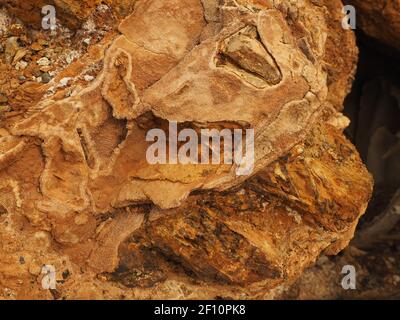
[346,0,400,52]
[0,0,372,299]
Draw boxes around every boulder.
[0,0,372,299]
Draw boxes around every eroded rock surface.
[3,0,352,210]
[2,0,136,29]
[346,0,400,52]
[0,0,372,299]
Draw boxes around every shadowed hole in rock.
[134,111,250,163]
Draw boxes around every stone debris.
[15,60,28,70]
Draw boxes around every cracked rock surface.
[0,0,372,299]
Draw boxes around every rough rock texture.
[324,0,358,111]
[281,245,400,299]
[346,0,400,52]
[2,0,136,29]
[0,123,372,299]
[2,0,358,210]
[0,0,372,299]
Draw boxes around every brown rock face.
[0,0,372,299]
[2,0,99,29]
[107,123,372,295]
[2,0,136,29]
[346,0,400,51]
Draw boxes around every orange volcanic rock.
[6,0,341,210]
[0,0,372,299]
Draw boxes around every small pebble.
[0,93,8,104]
[30,42,43,51]
[41,72,51,84]
[83,38,91,46]
[37,57,50,66]
[15,60,28,70]
[62,270,70,280]
[58,77,72,88]
[65,51,79,65]
[84,75,94,82]
[66,55,74,64]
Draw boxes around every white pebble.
[58,77,72,88]
[15,60,28,70]
[84,75,94,82]
[37,57,50,66]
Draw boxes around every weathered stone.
[346,0,400,52]
[2,0,136,29]
[0,0,372,299]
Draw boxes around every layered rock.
[0,0,372,299]
[0,122,372,299]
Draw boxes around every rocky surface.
[282,36,400,301]
[0,122,372,299]
[0,0,373,299]
[2,0,135,29]
[346,0,400,52]
[282,245,400,300]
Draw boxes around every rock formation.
[0,0,373,299]
[2,0,135,29]
[346,0,400,52]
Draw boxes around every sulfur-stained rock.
[0,0,372,299]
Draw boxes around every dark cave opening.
[344,32,400,227]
